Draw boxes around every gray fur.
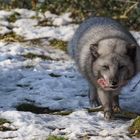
[68,17,140,120]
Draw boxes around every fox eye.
[119,65,125,69]
[102,65,109,70]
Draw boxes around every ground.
[0,9,140,140]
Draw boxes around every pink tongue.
[97,78,108,87]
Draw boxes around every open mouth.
[104,86,119,91]
[97,78,119,91]
[108,85,118,89]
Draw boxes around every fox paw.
[113,106,121,113]
[104,111,113,121]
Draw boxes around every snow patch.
[0,8,139,140]
[0,26,11,35]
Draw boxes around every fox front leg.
[88,85,100,107]
[112,95,121,113]
[97,88,113,120]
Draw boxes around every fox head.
[90,43,136,91]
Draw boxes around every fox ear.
[126,44,136,62]
[90,43,99,59]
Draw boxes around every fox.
[68,17,140,120]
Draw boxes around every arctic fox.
[68,17,140,120]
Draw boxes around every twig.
[21,37,49,42]
[123,2,138,17]
[114,0,139,4]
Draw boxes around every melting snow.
[0,8,139,140]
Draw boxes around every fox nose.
[112,80,118,86]
[110,79,118,86]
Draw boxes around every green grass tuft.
[16,103,72,115]
[47,135,68,140]
[0,32,24,42]
[31,15,41,20]
[0,118,10,125]
[0,0,139,30]
[7,12,20,22]
[128,116,140,138]
[0,118,13,132]
[52,111,72,116]
[38,19,54,27]
[49,39,67,52]
[22,53,53,60]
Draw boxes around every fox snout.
[109,78,118,86]
[101,75,119,89]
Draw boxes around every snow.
[0,10,13,20]
[0,26,11,35]
[0,21,11,27]
[0,8,139,140]
[0,111,132,140]
[44,11,72,26]
[52,13,72,26]
[12,10,76,41]
[13,21,77,41]
[14,9,37,19]
[13,19,38,28]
